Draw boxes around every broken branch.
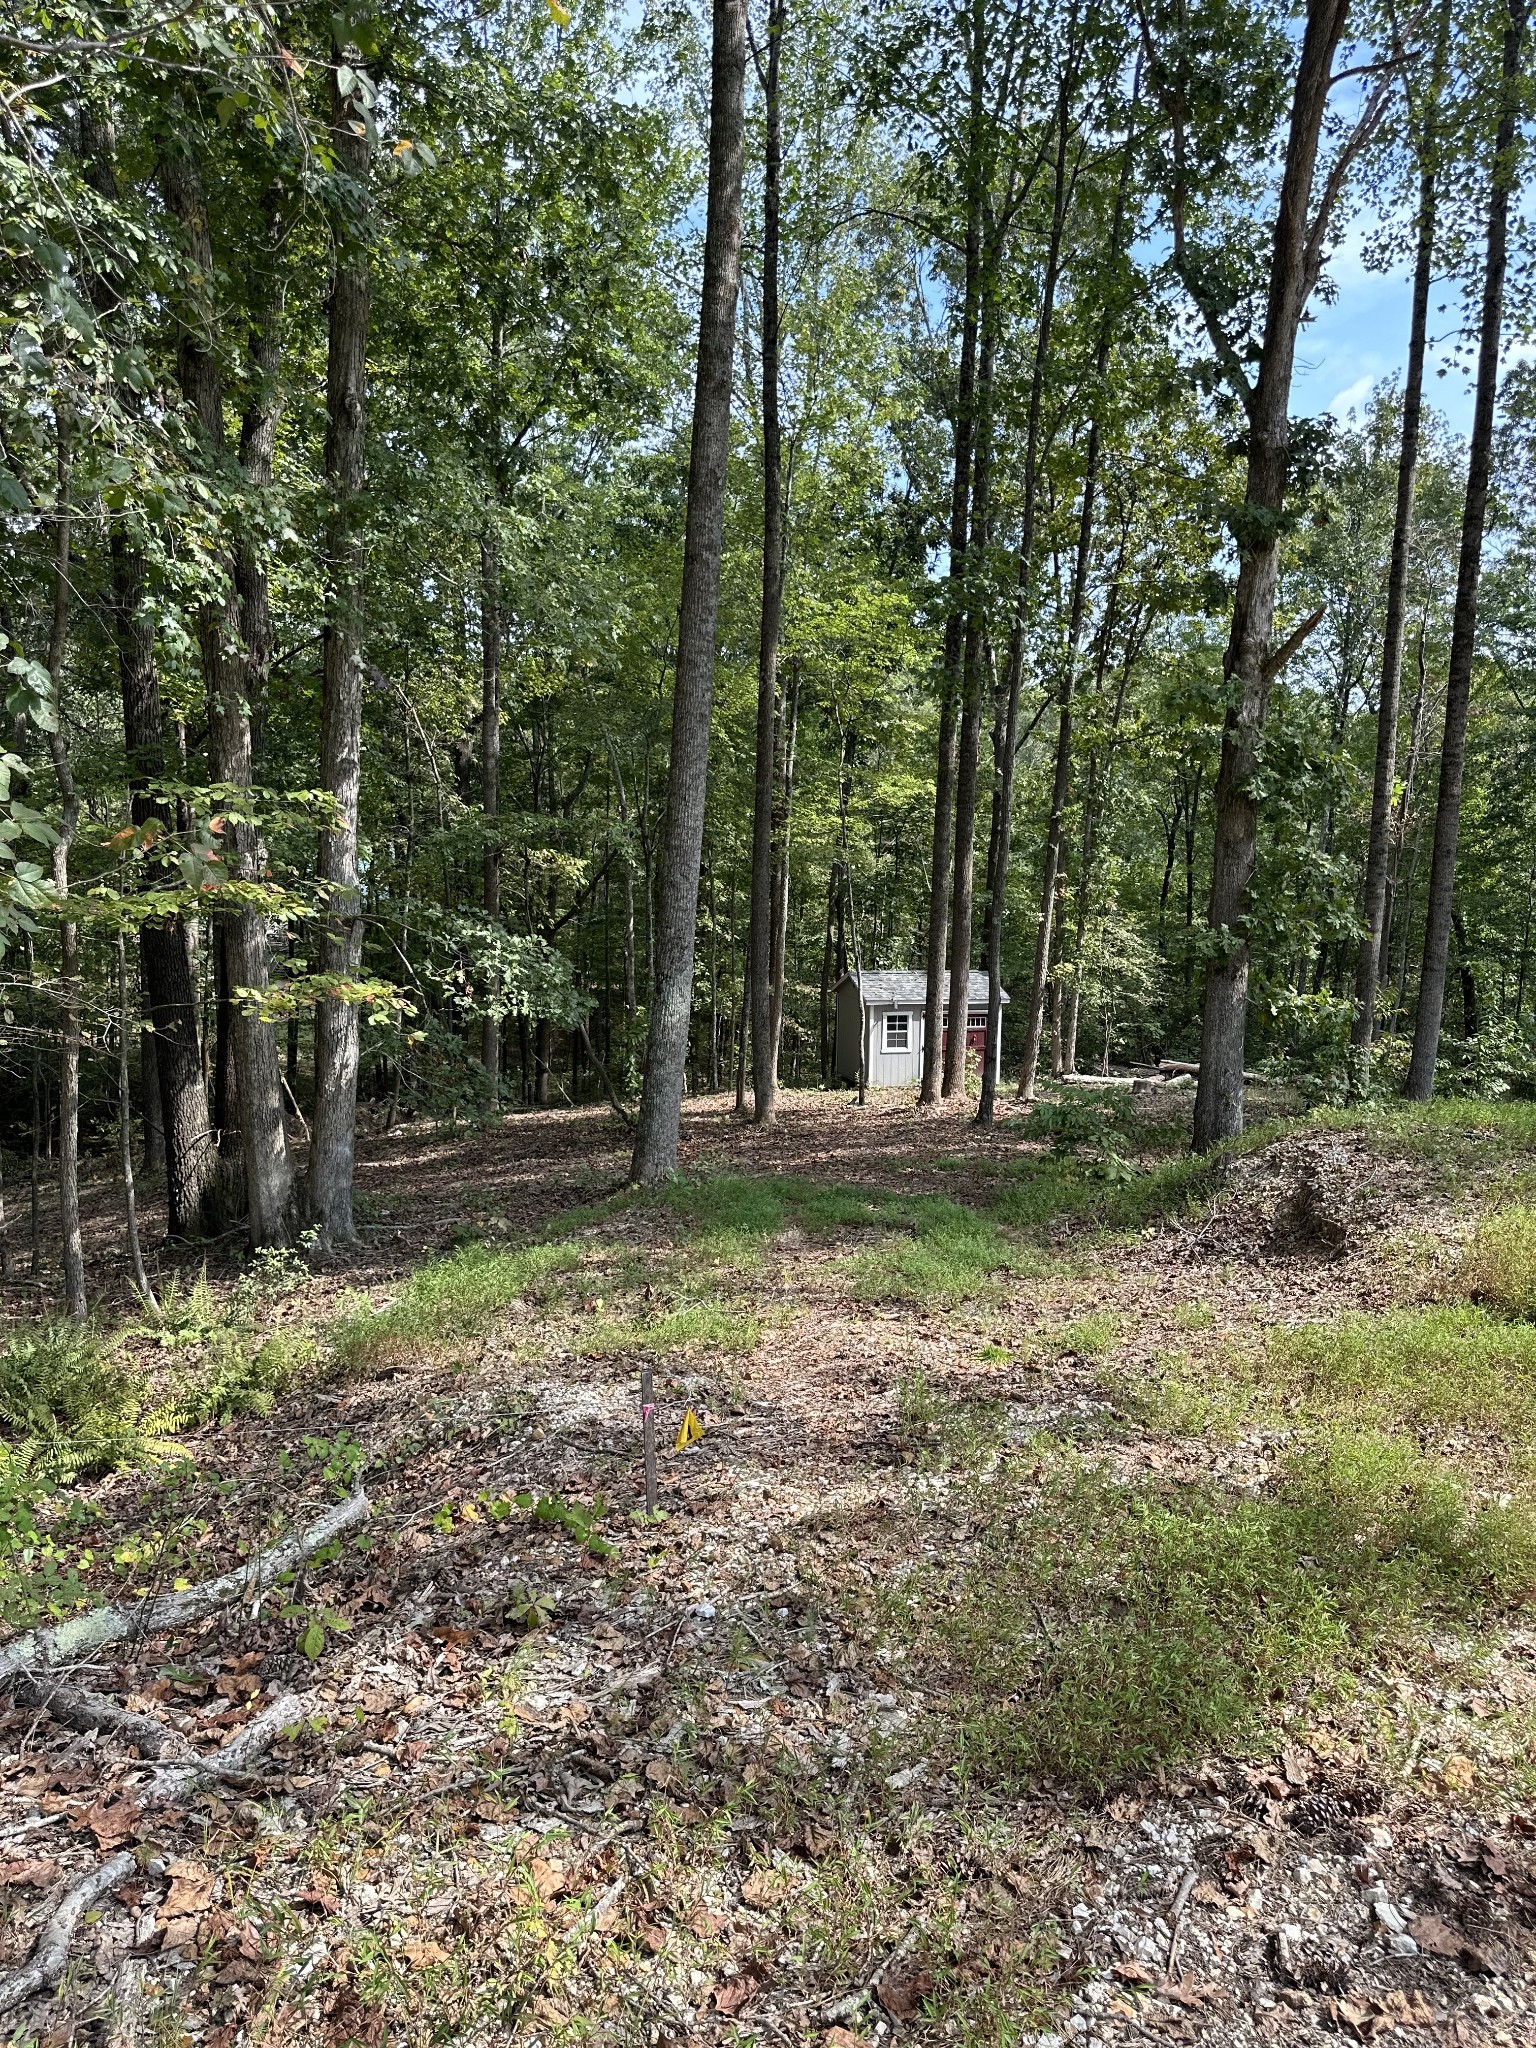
[143,1689,312,1804]
[0,1850,138,2017]
[0,1489,370,1684]
[7,1672,192,1760]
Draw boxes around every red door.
[942,1013,990,1062]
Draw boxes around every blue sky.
[1297,224,1475,437]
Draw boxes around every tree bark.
[1191,0,1358,1152]
[160,137,294,1246]
[481,528,502,1089]
[631,0,747,1182]
[310,43,372,1238]
[749,0,786,1126]
[117,933,157,1309]
[1062,600,1137,1073]
[81,106,218,1239]
[920,37,984,1107]
[1349,0,1449,1093]
[943,314,996,1099]
[768,653,800,1067]
[977,65,1074,1125]
[45,422,84,1320]
[1405,0,1528,1100]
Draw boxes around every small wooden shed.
[832,970,1006,1089]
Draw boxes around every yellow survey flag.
[674,1408,704,1450]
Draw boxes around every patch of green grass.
[990,1146,1221,1236]
[331,1240,580,1372]
[846,1195,1026,1305]
[931,1436,1536,1791]
[663,1172,1049,1304]
[1460,1205,1536,1319]
[1054,1312,1119,1358]
[581,1297,759,1358]
[1313,1096,1536,1171]
[1265,1304,1536,1450]
[1170,1300,1216,1333]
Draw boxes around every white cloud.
[1324,372,1379,419]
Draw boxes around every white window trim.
[882,1011,911,1052]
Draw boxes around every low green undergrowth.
[331,1239,580,1371]
[579,1296,759,1358]
[1267,1304,1536,1450]
[663,1172,1035,1304]
[1460,1204,1536,1319]
[0,1321,139,1481]
[1148,1303,1536,1462]
[925,1436,1536,1792]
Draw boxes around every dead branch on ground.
[0,1488,369,1684]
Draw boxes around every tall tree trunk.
[1013,94,1128,1106]
[45,421,84,1319]
[768,654,800,1068]
[1349,0,1449,1093]
[749,0,786,1125]
[943,315,997,1099]
[920,27,985,1106]
[310,43,372,1239]
[82,106,217,1238]
[140,1012,164,1172]
[117,932,157,1309]
[1452,907,1479,1039]
[160,137,293,1246]
[1406,0,1528,1099]
[1191,0,1358,1151]
[481,527,502,1088]
[976,65,1075,1126]
[1062,602,1136,1073]
[631,0,747,1182]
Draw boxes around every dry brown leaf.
[0,1857,59,1888]
[160,1857,218,1924]
[402,1938,450,1966]
[76,1796,142,1847]
[740,1866,789,1909]
[876,1965,935,2019]
[823,2030,869,2048]
[529,1857,568,1901]
[710,1970,760,2014]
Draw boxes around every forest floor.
[3,1085,1536,2047]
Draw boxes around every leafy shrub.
[147,1329,313,1436]
[1459,1206,1536,1320]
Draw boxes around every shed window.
[883,1011,911,1052]
[967,1010,988,1032]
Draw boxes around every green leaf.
[300,1619,326,1659]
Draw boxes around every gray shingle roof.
[837,970,1006,1005]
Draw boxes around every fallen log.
[0,1684,317,2018]
[143,1689,311,1804]
[0,1850,139,2016]
[0,1488,369,1684]
[8,1673,191,1759]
